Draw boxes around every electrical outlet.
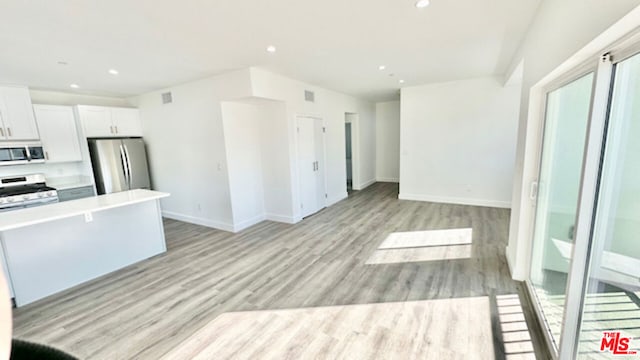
[84,212,93,223]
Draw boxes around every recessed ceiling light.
[108,69,119,75]
[378,65,386,70]
[415,0,430,8]
[266,45,276,53]
[399,79,405,84]
[70,84,79,89]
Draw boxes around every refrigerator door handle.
[123,144,133,189]
[119,144,130,189]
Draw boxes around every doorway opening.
[345,122,353,192]
[345,113,357,194]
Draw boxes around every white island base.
[0,190,169,306]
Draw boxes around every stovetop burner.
[0,183,56,197]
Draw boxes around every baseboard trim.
[162,211,235,232]
[354,178,376,190]
[326,192,348,206]
[505,245,514,278]
[233,214,266,232]
[398,193,511,209]
[265,213,297,224]
[376,177,399,183]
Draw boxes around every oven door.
[0,197,58,212]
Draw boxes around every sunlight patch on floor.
[378,228,473,249]
[496,294,537,359]
[367,228,473,264]
[366,244,472,264]
[161,297,495,359]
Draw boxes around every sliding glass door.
[528,39,640,359]
[576,51,640,358]
[529,72,595,350]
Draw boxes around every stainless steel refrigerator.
[88,138,151,195]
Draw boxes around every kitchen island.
[0,189,169,306]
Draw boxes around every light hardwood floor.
[12,183,548,359]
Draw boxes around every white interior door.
[297,116,325,218]
[314,118,326,207]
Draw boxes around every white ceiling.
[0,0,540,101]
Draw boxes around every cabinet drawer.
[57,186,95,202]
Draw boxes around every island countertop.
[0,189,169,232]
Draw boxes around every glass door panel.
[529,73,594,350]
[577,52,640,358]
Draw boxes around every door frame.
[345,112,360,190]
[294,115,327,218]
[524,63,598,359]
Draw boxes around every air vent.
[304,90,315,102]
[161,92,173,104]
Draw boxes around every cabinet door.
[0,116,7,140]
[34,105,82,163]
[78,106,114,137]
[111,108,142,137]
[0,87,39,140]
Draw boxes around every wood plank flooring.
[162,298,496,359]
[11,183,548,359]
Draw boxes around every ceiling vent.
[161,92,173,104]
[304,90,315,103]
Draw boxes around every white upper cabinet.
[111,108,143,137]
[78,106,112,138]
[33,105,82,163]
[77,105,142,138]
[0,86,39,141]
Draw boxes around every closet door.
[297,116,325,218]
[313,118,326,209]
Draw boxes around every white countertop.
[47,176,94,191]
[0,189,169,232]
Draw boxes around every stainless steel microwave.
[0,143,46,166]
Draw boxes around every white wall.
[249,68,375,218]
[506,1,640,280]
[136,69,253,232]
[399,77,521,208]
[255,100,292,222]
[136,67,375,231]
[0,162,85,182]
[375,101,400,182]
[220,98,291,230]
[221,101,266,229]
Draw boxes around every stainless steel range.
[0,174,58,212]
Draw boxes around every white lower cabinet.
[33,105,82,162]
